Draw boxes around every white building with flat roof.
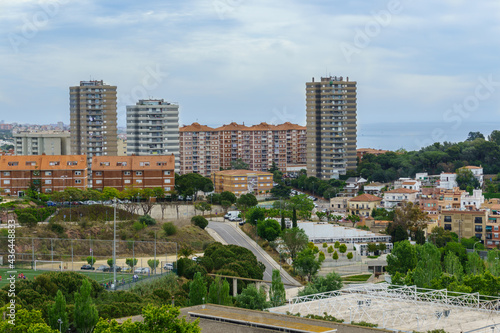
[298,222,391,244]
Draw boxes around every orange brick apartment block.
[180,122,306,176]
[92,155,175,191]
[0,155,87,196]
[213,170,274,196]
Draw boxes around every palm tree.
[178,247,194,258]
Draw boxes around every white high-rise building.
[126,99,180,172]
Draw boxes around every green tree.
[207,275,232,306]
[293,248,322,281]
[429,226,453,248]
[231,158,249,170]
[48,290,69,332]
[347,214,360,227]
[271,183,291,199]
[257,219,281,242]
[162,222,177,236]
[148,259,159,272]
[456,168,481,190]
[221,200,232,214]
[287,194,314,220]
[339,244,347,256]
[347,252,353,260]
[332,251,339,260]
[327,245,334,254]
[246,206,266,226]
[125,258,138,269]
[86,256,96,267]
[179,247,194,258]
[298,271,343,296]
[107,258,115,269]
[318,251,325,262]
[367,243,378,255]
[292,208,297,228]
[393,201,429,240]
[189,272,208,306]
[194,202,212,216]
[220,191,237,204]
[386,240,417,276]
[191,215,208,229]
[236,193,258,219]
[443,251,464,281]
[413,243,442,288]
[466,251,485,275]
[334,241,340,249]
[487,249,500,277]
[281,215,286,231]
[74,279,99,333]
[269,269,286,307]
[0,308,57,333]
[488,130,500,145]
[236,284,269,310]
[281,227,308,261]
[176,173,213,200]
[466,131,485,141]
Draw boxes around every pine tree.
[207,275,232,306]
[269,269,286,307]
[189,272,207,306]
[48,290,69,332]
[281,214,286,231]
[74,279,99,333]
[292,208,297,228]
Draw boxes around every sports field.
[0,267,138,289]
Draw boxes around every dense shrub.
[139,214,156,226]
[16,212,38,227]
[133,221,145,231]
[162,222,177,236]
[191,216,208,230]
[49,222,65,234]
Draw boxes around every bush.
[16,212,38,227]
[133,221,145,231]
[49,222,64,234]
[139,214,156,226]
[191,216,208,230]
[162,222,177,236]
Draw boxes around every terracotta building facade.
[92,155,175,192]
[0,155,88,196]
[179,122,306,176]
[213,170,274,196]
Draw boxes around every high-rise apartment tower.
[69,80,118,168]
[306,76,357,179]
[126,99,180,172]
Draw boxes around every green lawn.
[0,267,137,289]
[342,274,373,282]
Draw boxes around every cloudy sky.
[1,0,499,150]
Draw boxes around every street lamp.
[113,197,117,289]
[57,318,62,333]
[473,241,481,252]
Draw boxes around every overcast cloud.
[1,0,499,150]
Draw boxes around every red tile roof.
[349,193,382,202]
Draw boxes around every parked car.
[96,265,110,272]
[46,201,57,206]
[229,216,242,222]
[81,264,95,270]
[134,267,149,274]
[239,220,246,226]
[185,196,193,201]
[163,263,174,270]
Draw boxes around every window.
[100,162,110,166]
[136,179,142,184]
[139,161,150,166]
[475,225,483,232]
[95,180,102,184]
[45,188,52,193]
[45,180,52,184]
[3,172,10,176]
[75,171,82,176]
[49,161,60,166]
[475,217,483,224]
[164,171,171,175]
[164,179,171,184]
[116,162,127,166]
[124,180,131,184]
[45,171,51,176]
[124,171,131,175]
[165,187,171,191]
[444,224,452,230]
[136,171,142,176]
[75,179,82,184]
[26,161,36,166]
[444,216,452,222]
[67,161,78,166]
[7,162,18,166]
[157,162,168,166]
[95,171,102,176]
[3,180,10,185]
[495,226,499,231]
[4,189,10,193]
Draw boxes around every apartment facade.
[179,122,306,176]
[348,194,382,217]
[0,155,87,196]
[213,170,273,196]
[126,99,180,172]
[69,80,118,168]
[306,76,357,179]
[13,131,70,155]
[91,155,175,192]
[439,210,488,242]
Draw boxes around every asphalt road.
[208,221,298,286]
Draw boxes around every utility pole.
[113,197,117,289]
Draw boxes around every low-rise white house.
[461,189,485,210]
[382,188,419,209]
[438,173,457,190]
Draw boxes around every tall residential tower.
[126,99,180,172]
[306,76,357,179]
[69,80,118,168]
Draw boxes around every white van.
[224,210,241,220]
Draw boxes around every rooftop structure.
[298,222,390,244]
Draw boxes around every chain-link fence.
[0,236,177,274]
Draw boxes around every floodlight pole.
[113,197,117,289]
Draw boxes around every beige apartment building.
[306,76,357,179]
[13,131,70,155]
[213,170,274,196]
[179,122,306,176]
[69,80,118,169]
